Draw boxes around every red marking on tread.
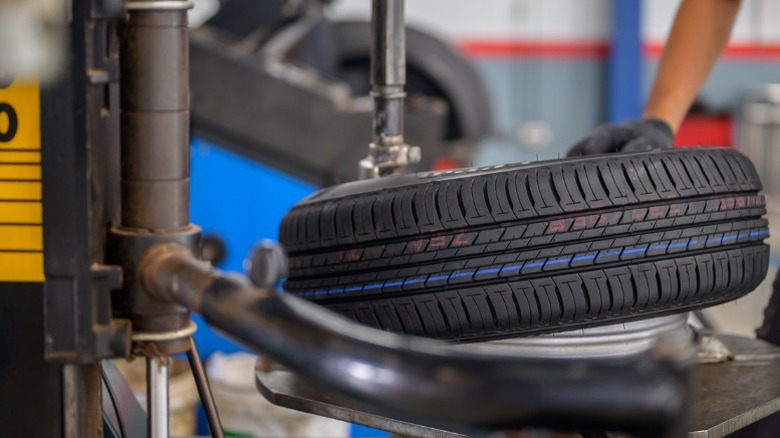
[735,197,746,209]
[408,239,426,253]
[452,233,470,247]
[705,200,719,212]
[345,250,361,262]
[429,236,448,249]
[547,220,567,233]
[669,203,686,217]
[572,214,599,230]
[630,208,647,221]
[648,206,666,219]
[598,211,622,227]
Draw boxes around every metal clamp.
[359,142,421,179]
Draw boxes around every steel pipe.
[146,356,170,438]
[187,338,224,438]
[371,0,405,146]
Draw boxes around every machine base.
[256,333,780,437]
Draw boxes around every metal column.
[608,0,642,122]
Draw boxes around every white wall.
[327,0,610,43]
[643,0,779,44]
[330,0,780,45]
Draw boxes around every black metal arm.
[140,243,692,437]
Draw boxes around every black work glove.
[567,118,674,157]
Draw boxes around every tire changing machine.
[0,0,779,437]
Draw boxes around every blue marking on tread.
[545,257,571,265]
[478,267,501,274]
[318,227,775,300]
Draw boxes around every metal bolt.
[245,240,288,288]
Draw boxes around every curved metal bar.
[140,244,692,436]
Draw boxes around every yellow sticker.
[0,79,40,150]
[0,151,40,163]
[0,75,43,282]
[0,225,42,250]
[0,202,41,223]
[0,252,44,282]
[0,164,41,180]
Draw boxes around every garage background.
[188,1,780,434]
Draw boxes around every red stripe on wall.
[458,39,780,60]
[458,40,609,59]
[646,42,780,60]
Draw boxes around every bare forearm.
[643,0,742,132]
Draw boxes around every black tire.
[279,148,770,341]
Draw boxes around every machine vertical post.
[113,1,221,436]
[359,0,420,178]
[371,0,406,151]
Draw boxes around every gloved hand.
[567,118,674,157]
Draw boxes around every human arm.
[568,0,742,156]
[643,0,742,132]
